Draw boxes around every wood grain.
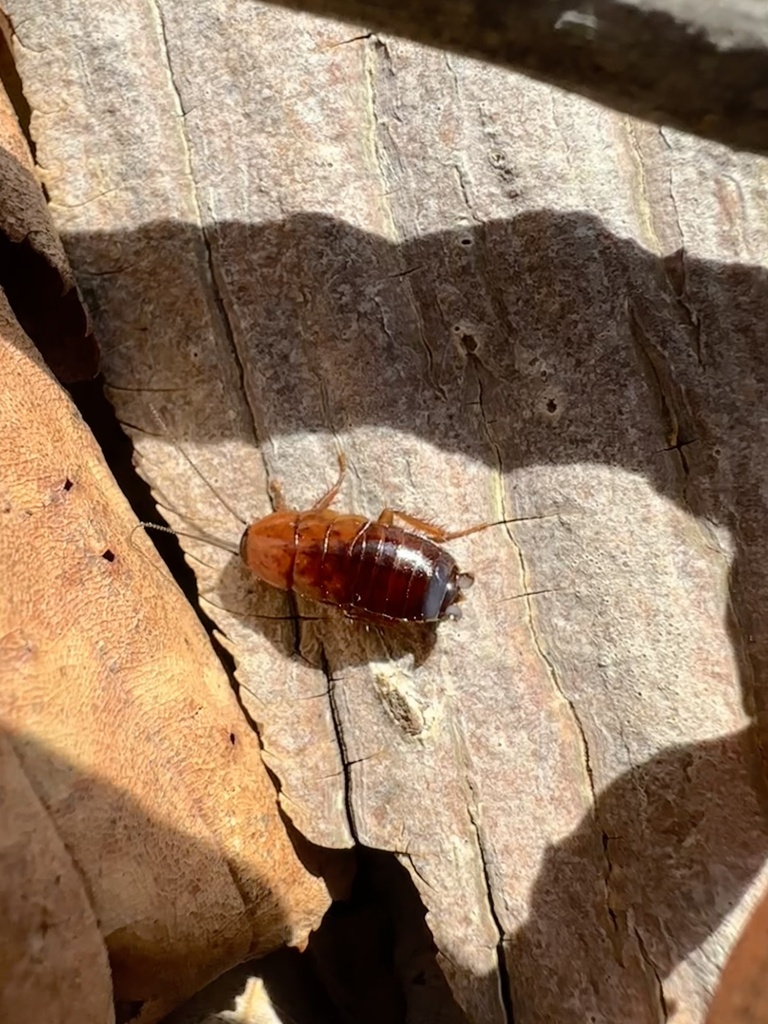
[268,0,768,156]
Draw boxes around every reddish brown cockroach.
[240,453,484,625]
[138,442,553,626]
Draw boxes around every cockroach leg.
[438,521,501,542]
[376,508,452,541]
[268,476,287,510]
[376,506,550,544]
[312,451,347,511]
[375,508,494,544]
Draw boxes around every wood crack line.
[466,803,515,1024]
[526,605,625,976]
[474,370,620,980]
[149,0,268,491]
[635,924,670,1023]
[322,644,358,844]
[472,350,599,817]
[473,361,598,806]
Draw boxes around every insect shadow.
[213,554,439,672]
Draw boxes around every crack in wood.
[635,924,670,1023]
[466,804,514,1024]
[627,299,687,467]
[662,248,705,370]
[322,643,359,843]
[625,298,722,574]
[469,342,617,976]
[151,0,270,503]
[365,37,447,400]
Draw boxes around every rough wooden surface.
[8,1,768,1021]
[263,0,768,156]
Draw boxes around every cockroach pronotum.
[137,440,556,627]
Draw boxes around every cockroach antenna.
[130,520,239,557]
[133,406,573,628]
[147,403,248,529]
[499,587,563,603]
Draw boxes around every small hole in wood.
[101,549,116,562]
[63,478,73,491]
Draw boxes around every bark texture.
[265,0,768,156]
[7,1,768,1022]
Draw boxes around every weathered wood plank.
[8,1,768,1020]
[267,0,768,156]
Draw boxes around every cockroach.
[239,453,484,625]
[137,440,556,626]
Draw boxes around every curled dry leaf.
[0,729,113,1023]
[0,297,329,1024]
